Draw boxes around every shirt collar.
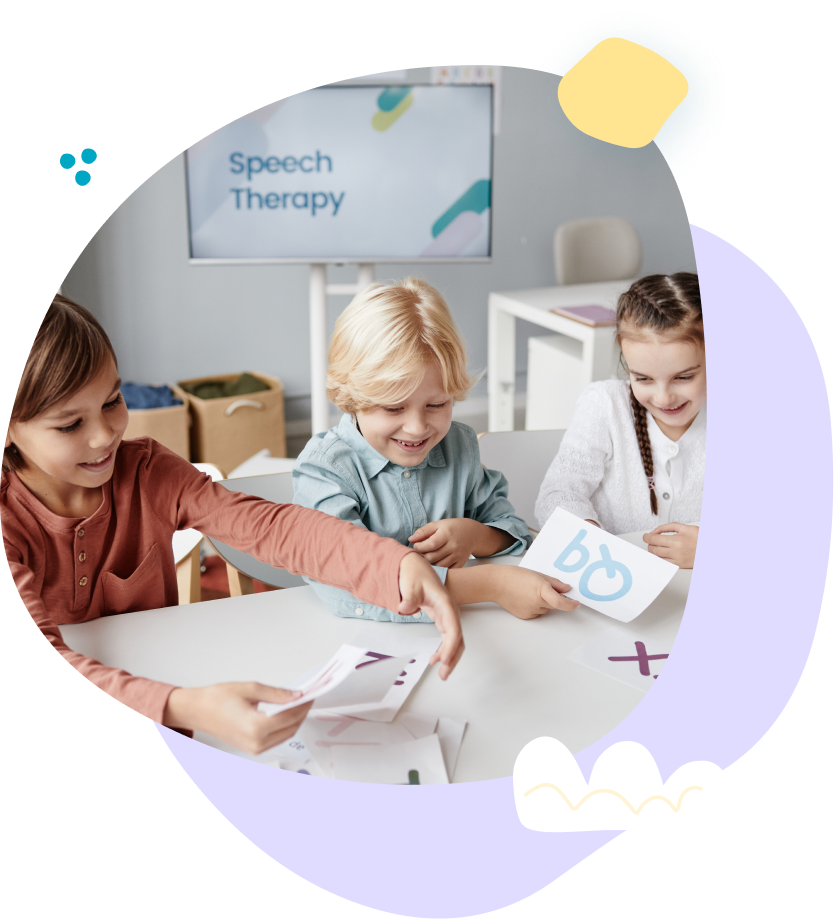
[647,402,707,447]
[337,413,448,478]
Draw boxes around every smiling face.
[354,362,454,467]
[620,333,707,441]
[6,358,128,510]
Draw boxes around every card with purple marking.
[567,624,672,692]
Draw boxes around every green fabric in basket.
[182,373,269,400]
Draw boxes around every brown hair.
[327,277,477,414]
[616,273,703,515]
[3,295,118,473]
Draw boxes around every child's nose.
[88,415,118,448]
[401,410,428,435]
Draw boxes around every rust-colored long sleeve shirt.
[1,438,412,722]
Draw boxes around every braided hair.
[616,273,703,516]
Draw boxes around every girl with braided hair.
[534,273,705,568]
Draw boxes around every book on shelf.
[550,305,617,327]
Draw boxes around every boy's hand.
[409,518,512,568]
[163,683,314,755]
[492,566,580,619]
[643,523,699,569]
[397,552,464,679]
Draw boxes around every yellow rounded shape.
[558,38,688,148]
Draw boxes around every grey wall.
[63,66,695,425]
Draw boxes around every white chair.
[478,430,565,532]
[173,462,225,604]
[554,217,642,285]
[205,471,307,594]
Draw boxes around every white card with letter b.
[520,509,677,622]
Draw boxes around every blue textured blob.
[377,86,411,112]
[60,153,75,169]
[543,13,727,179]
[81,148,97,164]
[75,170,91,186]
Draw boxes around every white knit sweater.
[535,380,706,535]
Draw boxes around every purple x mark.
[608,641,668,679]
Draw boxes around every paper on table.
[316,629,441,722]
[568,624,672,692]
[395,711,439,739]
[257,645,411,716]
[298,715,416,778]
[436,717,467,780]
[331,733,450,785]
[521,508,677,622]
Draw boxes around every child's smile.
[355,362,454,467]
[6,358,129,516]
[620,335,706,441]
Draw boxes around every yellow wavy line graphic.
[523,783,702,814]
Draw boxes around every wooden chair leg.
[226,563,255,597]
[176,544,202,605]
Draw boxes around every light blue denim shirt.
[292,414,531,622]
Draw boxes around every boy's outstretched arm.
[397,552,464,679]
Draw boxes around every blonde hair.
[327,278,477,413]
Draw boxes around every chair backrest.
[554,217,642,286]
[209,472,307,588]
[478,430,565,531]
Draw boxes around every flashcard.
[316,628,442,722]
[395,711,439,739]
[520,508,677,622]
[257,645,411,716]
[436,717,467,780]
[568,624,672,692]
[331,733,450,785]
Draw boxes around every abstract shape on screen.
[372,87,414,131]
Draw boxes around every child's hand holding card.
[521,509,677,622]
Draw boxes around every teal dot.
[60,153,76,169]
[81,148,97,164]
[75,171,91,186]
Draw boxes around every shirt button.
[78,552,87,562]
[354,607,364,616]
[78,528,85,538]
[403,470,411,478]
[79,576,88,587]
[662,492,670,500]
[667,445,677,455]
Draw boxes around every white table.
[487,280,633,431]
[61,540,689,783]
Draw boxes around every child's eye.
[57,419,82,433]
[103,394,124,410]
[427,402,448,409]
[676,375,694,382]
[384,407,404,414]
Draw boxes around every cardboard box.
[179,372,287,473]
[123,383,190,460]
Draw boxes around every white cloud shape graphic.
[514,738,722,832]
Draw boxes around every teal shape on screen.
[544,13,727,178]
[377,86,412,112]
[431,179,491,238]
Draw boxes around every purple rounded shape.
[157,226,830,916]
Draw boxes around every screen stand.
[309,263,375,435]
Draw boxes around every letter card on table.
[521,508,677,622]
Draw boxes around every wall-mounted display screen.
[186,85,493,262]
